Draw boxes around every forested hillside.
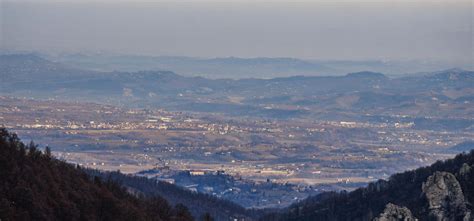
[263,151,474,221]
[0,128,198,221]
[85,169,260,220]
[1,126,473,221]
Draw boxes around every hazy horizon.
[2,2,474,219]
[2,0,473,67]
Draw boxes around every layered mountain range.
[1,54,473,122]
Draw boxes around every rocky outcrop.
[422,171,472,221]
[374,203,417,221]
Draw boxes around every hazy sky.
[1,0,473,63]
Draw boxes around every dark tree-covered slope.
[85,169,260,221]
[0,128,196,221]
[1,124,473,221]
[262,151,474,221]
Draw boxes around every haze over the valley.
[1,1,474,219]
[2,0,473,74]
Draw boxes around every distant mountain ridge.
[1,54,473,122]
[345,71,387,79]
[42,53,464,79]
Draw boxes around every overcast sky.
[1,0,472,64]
